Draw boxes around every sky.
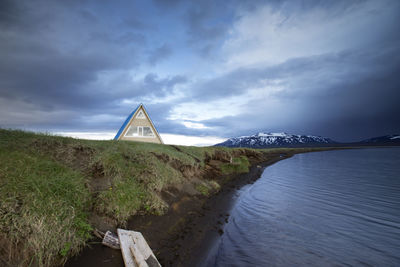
[1,0,399,145]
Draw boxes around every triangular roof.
[114,103,163,143]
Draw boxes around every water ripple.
[204,148,400,267]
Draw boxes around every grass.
[0,129,336,266]
[0,149,91,266]
[195,184,210,196]
[0,129,265,266]
[220,156,250,174]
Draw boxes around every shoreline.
[61,146,400,267]
[180,156,292,266]
[1,129,392,267]
[65,152,294,267]
[65,147,354,267]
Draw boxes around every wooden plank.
[117,229,161,267]
[130,232,152,260]
[94,228,105,239]
[129,243,147,267]
[118,229,139,267]
[102,231,120,249]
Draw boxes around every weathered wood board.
[102,230,120,249]
[117,229,161,267]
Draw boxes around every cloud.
[160,133,226,146]
[119,73,188,105]
[0,1,146,113]
[0,1,187,133]
[181,121,209,129]
[55,130,226,146]
[169,46,400,140]
[181,0,237,56]
[148,43,173,65]
[221,0,400,68]
[0,0,399,144]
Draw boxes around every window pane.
[125,126,138,136]
[143,127,154,136]
[139,127,143,136]
[136,111,145,119]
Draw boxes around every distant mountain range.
[215,132,400,148]
[359,134,400,144]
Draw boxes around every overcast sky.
[1,0,399,145]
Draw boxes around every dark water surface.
[203,148,400,266]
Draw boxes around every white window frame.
[124,125,155,138]
[124,125,139,137]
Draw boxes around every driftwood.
[117,229,161,267]
[93,229,105,239]
[129,244,147,267]
[102,230,120,250]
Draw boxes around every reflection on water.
[203,148,400,266]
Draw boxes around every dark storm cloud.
[189,45,400,140]
[0,0,20,27]
[0,0,167,129]
[141,73,187,98]
[1,0,399,142]
[179,0,237,56]
[0,1,140,105]
[185,3,228,41]
[0,0,230,122]
[167,0,367,57]
[147,43,173,65]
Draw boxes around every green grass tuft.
[195,184,210,196]
[0,150,91,266]
[95,178,146,223]
[220,156,250,174]
[0,129,270,266]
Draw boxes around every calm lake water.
[203,148,400,266]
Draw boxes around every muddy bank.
[163,156,289,267]
[65,147,350,267]
[65,151,292,267]
[1,130,353,267]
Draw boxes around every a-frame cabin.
[114,104,163,144]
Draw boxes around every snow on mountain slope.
[215,132,336,148]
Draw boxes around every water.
[204,148,400,266]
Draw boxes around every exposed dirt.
[32,140,95,172]
[65,150,292,267]
[88,162,113,193]
[30,140,326,267]
[152,152,202,180]
[131,156,289,267]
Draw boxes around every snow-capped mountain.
[359,134,400,144]
[215,132,336,148]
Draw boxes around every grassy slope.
[0,129,335,266]
[0,130,262,266]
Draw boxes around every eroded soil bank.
[65,151,294,267]
[0,130,359,266]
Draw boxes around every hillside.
[1,129,322,266]
[215,132,336,148]
[359,134,400,144]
